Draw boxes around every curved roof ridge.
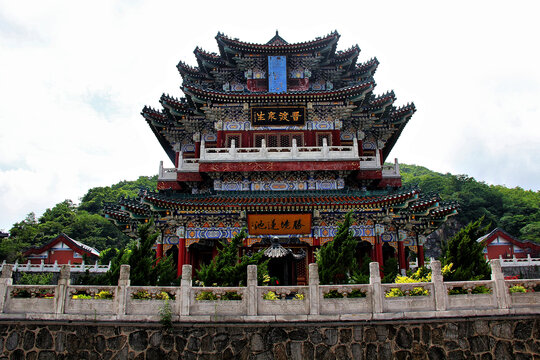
[215,30,340,49]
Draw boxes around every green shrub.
[509,285,527,293]
[18,273,53,285]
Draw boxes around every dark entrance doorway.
[268,257,294,286]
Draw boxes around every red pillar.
[194,141,201,159]
[379,149,384,165]
[397,240,406,274]
[375,237,384,277]
[418,245,425,267]
[217,131,223,147]
[177,238,186,277]
[156,243,163,263]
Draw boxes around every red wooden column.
[374,236,384,277]
[397,240,406,275]
[177,238,186,277]
[417,233,425,267]
[194,132,201,159]
[156,243,163,263]
[418,245,425,267]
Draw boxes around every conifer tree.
[317,212,359,284]
[443,216,491,281]
[196,229,268,286]
[127,221,177,286]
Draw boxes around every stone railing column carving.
[116,265,130,318]
[54,265,70,315]
[309,263,320,315]
[369,262,383,313]
[180,264,192,316]
[0,264,13,312]
[431,260,447,311]
[247,265,257,316]
[491,259,510,309]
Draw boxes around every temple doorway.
[262,238,306,286]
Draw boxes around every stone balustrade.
[499,254,540,267]
[0,260,110,273]
[158,140,404,179]
[0,260,537,323]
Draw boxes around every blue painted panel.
[268,56,287,93]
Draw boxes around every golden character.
[279,112,289,122]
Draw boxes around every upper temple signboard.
[250,106,306,126]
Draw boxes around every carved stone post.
[247,265,257,316]
[431,260,447,311]
[55,264,70,315]
[309,263,320,315]
[116,265,130,318]
[0,264,13,312]
[180,264,192,316]
[369,262,383,313]
[491,259,510,309]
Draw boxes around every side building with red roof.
[23,234,100,265]
[477,228,540,260]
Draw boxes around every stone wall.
[0,315,538,359]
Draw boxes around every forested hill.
[400,164,540,242]
[1,165,539,262]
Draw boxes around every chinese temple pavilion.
[104,31,458,284]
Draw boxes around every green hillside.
[400,164,540,242]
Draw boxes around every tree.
[126,222,177,286]
[443,217,491,281]
[196,229,268,286]
[316,212,359,284]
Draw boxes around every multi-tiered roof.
[106,31,457,242]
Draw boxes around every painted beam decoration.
[251,106,306,126]
[248,213,311,235]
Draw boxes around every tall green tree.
[196,229,268,286]
[127,222,177,286]
[316,212,359,284]
[443,217,491,281]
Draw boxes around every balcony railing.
[200,138,361,162]
[158,138,402,180]
[0,260,537,323]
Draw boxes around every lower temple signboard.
[248,213,311,235]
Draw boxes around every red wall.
[29,250,83,265]
[485,244,527,260]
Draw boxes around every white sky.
[1,0,539,231]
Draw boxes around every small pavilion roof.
[23,234,100,258]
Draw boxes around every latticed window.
[254,134,265,147]
[253,133,304,148]
[267,135,278,147]
[226,134,241,147]
[316,133,332,146]
[292,134,303,147]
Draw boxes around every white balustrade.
[499,254,540,267]
[1,260,110,273]
[0,260,537,323]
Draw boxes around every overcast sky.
[1,1,539,231]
